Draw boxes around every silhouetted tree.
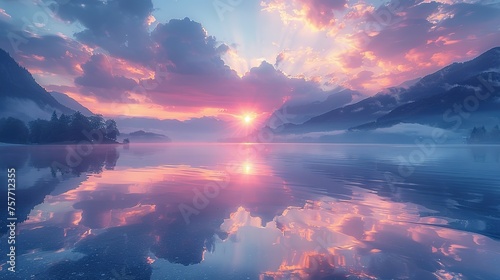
[48,111,60,142]
[29,119,50,143]
[469,125,500,144]
[469,126,488,143]
[69,111,91,141]
[104,119,119,141]
[58,113,71,141]
[25,111,121,144]
[88,114,105,131]
[0,117,29,143]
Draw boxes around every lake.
[0,143,499,279]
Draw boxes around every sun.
[243,114,254,125]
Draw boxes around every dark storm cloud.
[75,54,137,90]
[54,0,154,63]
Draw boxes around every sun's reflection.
[243,161,253,174]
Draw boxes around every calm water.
[0,143,499,280]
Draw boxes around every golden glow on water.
[243,161,253,174]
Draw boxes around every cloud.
[263,0,347,29]
[3,0,499,121]
[0,20,89,77]
[54,0,154,64]
[0,9,11,19]
[347,70,374,90]
[140,61,285,112]
[366,18,432,60]
[339,50,364,69]
[60,14,348,115]
[261,0,500,95]
[136,58,357,115]
[300,0,348,28]
[338,0,500,93]
[75,54,137,90]
[151,18,233,76]
[275,52,286,67]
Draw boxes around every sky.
[0,0,499,123]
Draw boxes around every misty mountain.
[0,49,74,121]
[50,91,94,116]
[277,89,403,133]
[277,47,500,135]
[119,130,172,143]
[354,72,500,131]
[270,89,361,125]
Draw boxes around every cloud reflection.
[2,144,500,279]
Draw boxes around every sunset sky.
[0,0,499,122]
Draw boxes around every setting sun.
[243,114,254,125]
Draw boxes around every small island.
[119,130,172,143]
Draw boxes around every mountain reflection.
[0,144,499,279]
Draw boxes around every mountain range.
[274,47,500,140]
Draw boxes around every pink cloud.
[263,0,347,29]
[0,9,11,19]
[338,0,500,93]
[301,0,348,28]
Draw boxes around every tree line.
[0,111,120,144]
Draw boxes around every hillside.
[0,49,74,120]
[50,91,94,116]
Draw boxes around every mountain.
[270,89,361,125]
[277,47,500,135]
[50,91,93,116]
[277,88,403,133]
[0,48,74,121]
[354,72,500,131]
[119,130,171,143]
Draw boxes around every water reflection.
[0,144,120,237]
[0,144,499,279]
